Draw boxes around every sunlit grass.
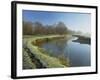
[23,35,70,69]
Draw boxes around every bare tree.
[55,22,68,34]
[23,21,33,35]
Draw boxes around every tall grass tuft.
[58,54,70,67]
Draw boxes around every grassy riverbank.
[23,35,70,69]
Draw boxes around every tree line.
[23,21,69,35]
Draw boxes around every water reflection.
[38,36,91,67]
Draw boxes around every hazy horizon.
[23,10,91,34]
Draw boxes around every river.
[38,35,91,67]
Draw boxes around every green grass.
[57,54,70,67]
[23,49,36,69]
[23,35,69,68]
[38,47,70,67]
[27,43,66,68]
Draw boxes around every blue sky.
[23,10,91,33]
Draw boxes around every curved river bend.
[38,36,91,67]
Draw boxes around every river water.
[40,36,91,67]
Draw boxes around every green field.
[23,35,70,69]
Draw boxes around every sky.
[23,10,91,33]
